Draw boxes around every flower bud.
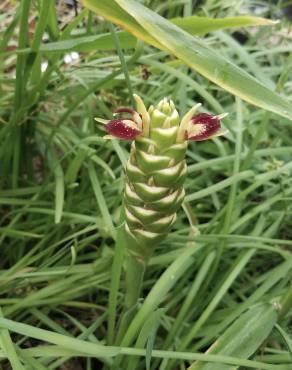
[149,98,180,129]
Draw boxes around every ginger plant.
[98,95,224,318]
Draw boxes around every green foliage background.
[0,0,291,369]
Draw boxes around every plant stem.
[124,254,146,310]
[107,223,126,345]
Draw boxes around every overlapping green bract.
[124,99,187,259]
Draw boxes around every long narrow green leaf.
[0,308,25,370]
[82,0,292,121]
[121,245,203,347]
[46,150,65,224]
[187,303,278,370]
[275,324,292,357]
[88,162,116,238]
[0,318,278,369]
[173,15,276,35]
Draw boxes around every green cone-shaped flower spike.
[123,97,187,260]
[103,95,223,261]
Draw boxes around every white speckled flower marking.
[101,95,224,260]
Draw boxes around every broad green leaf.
[81,0,162,49]
[187,303,278,370]
[82,0,292,121]
[37,15,274,53]
[80,1,274,50]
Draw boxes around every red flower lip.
[106,107,142,140]
[106,119,142,140]
[188,113,221,141]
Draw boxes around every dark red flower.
[105,106,143,140]
[106,119,141,140]
[188,113,221,141]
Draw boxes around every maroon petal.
[188,113,221,141]
[106,119,141,140]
